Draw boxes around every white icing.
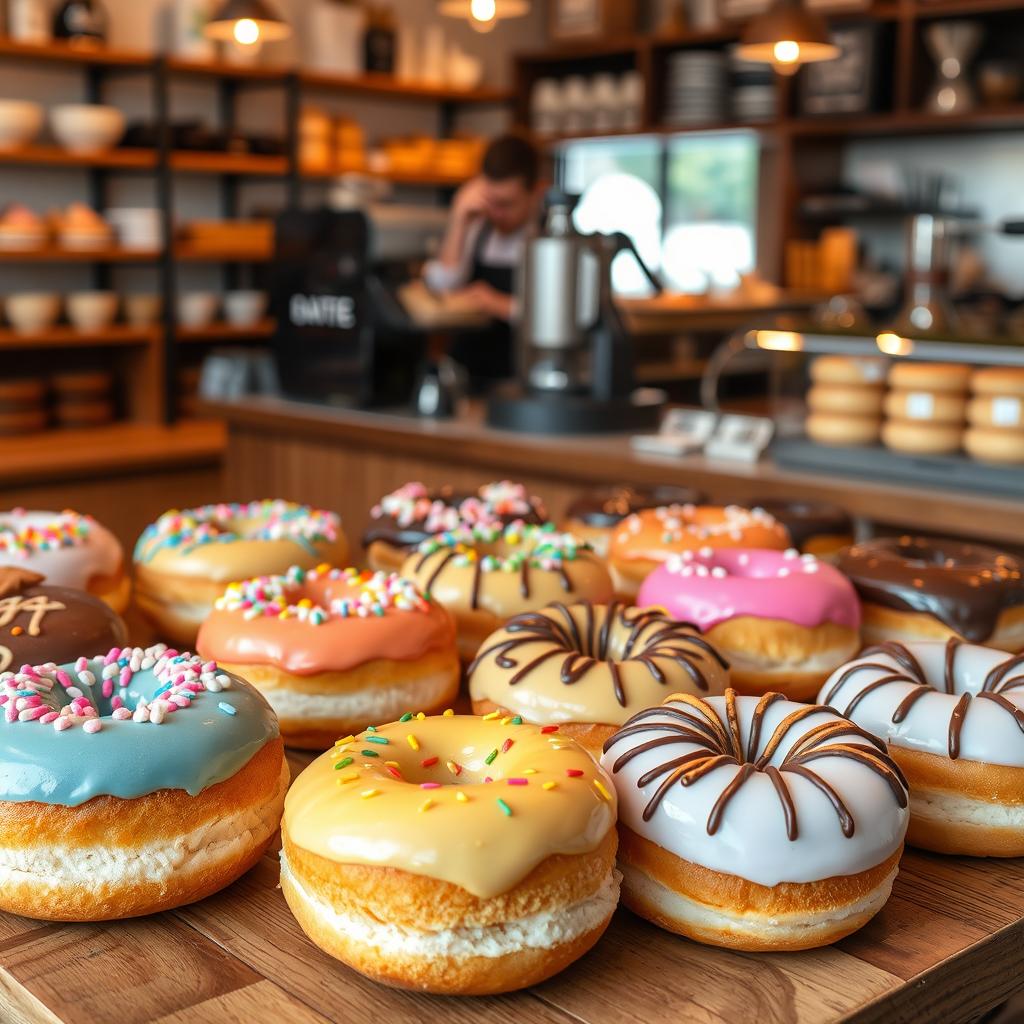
[601,694,908,888]
[0,510,122,589]
[818,642,1024,769]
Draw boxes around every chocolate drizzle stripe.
[707,763,755,835]
[764,764,798,841]
[948,692,972,760]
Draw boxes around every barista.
[423,133,543,393]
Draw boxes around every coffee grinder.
[487,189,666,434]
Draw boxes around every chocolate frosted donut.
[0,567,127,672]
[748,499,853,558]
[838,536,1024,651]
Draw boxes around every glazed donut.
[637,548,860,701]
[970,367,1024,398]
[134,500,349,646]
[809,355,887,387]
[883,390,967,424]
[888,361,971,394]
[601,690,908,951]
[967,395,1023,429]
[881,419,962,455]
[468,601,729,754]
[607,504,789,600]
[837,536,1024,652]
[0,644,286,921]
[0,566,126,673]
[197,566,459,749]
[562,485,707,559]
[807,384,885,416]
[805,412,881,447]
[363,481,546,572]
[964,426,1024,465]
[0,509,128,613]
[746,498,854,558]
[401,522,613,661]
[820,639,1024,856]
[281,714,619,994]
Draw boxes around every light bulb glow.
[773,39,801,65]
[470,0,497,23]
[233,17,261,45]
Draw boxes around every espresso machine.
[486,189,666,435]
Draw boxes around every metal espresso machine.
[487,189,666,435]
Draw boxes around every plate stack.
[663,50,727,126]
[731,52,777,123]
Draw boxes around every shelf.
[911,0,1024,16]
[785,105,1024,138]
[0,324,157,349]
[0,246,160,262]
[298,70,512,104]
[0,145,156,170]
[174,243,272,263]
[0,36,150,67]
[165,57,289,81]
[177,319,275,343]
[170,151,289,176]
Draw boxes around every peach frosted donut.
[197,566,459,749]
[637,548,861,701]
[607,504,790,599]
[0,508,128,613]
[134,500,349,646]
[401,522,613,661]
[0,644,286,921]
[281,714,619,994]
[820,640,1024,856]
[601,690,909,951]
[468,601,729,754]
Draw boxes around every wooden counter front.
[210,397,1024,546]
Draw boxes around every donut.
[809,355,887,387]
[0,566,126,673]
[401,522,613,661]
[888,361,971,393]
[805,412,881,447]
[0,644,286,921]
[970,367,1024,398]
[562,485,707,558]
[363,481,546,572]
[0,508,128,613]
[197,566,459,749]
[837,536,1024,652]
[281,714,619,994]
[807,384,885,416]
[964,426,1024,465]
[881,419,962,455]
[883,389,967,424]
[746,498,854,558]
[967,394,1023,429]
[467,601,729,754]
[134,500,349,646]
[601,689,908,951]
[819,639,1024,856]
[637,548,860,701]
[607,505,789,600]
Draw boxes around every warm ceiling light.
[205,0,291,44]
[438,0,530,33]
[755,330,804,352]
[876,332,915,356]
[737,0,840,76]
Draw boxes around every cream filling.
[912,790,1024,830]
[0,761,287,890]
[280,851,620,959]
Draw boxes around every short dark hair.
[482,133,540,190]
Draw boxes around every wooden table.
[2,743,1022,1024]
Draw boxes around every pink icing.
[637,547,860,632]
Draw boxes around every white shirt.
[422,219,529,293]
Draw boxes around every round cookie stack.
[805,355,887,447]
[965,367,1024,465]
[881,362,970,456]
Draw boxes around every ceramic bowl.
[177,292,219,330]
[0,100,44,152]
[67,291,119,332]
[50,104,126,154]
[6,292,61,334]
[223,290,268,328]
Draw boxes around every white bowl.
[223,290,267,328]
[124,293,163,327]
[50,104,126,155]
[67,291,119,332]
[0,100,43,152]
[6,293,61,334]
[177,292,219,330]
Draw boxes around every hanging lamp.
[437,0,531,34]
[736,0,840,75]
[204,0,291,46]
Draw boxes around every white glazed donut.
[601,689,908,951]
[819,640,1024,857]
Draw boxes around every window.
[557,131,759,296]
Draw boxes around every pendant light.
[204,0,291,46]
[736,0,840,76]
[437,0,530,34]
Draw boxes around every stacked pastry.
[965,367,1024,465]
[805,355,887,447]
[881,362,970,456]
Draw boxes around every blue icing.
[0,651,279,806]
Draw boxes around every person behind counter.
[423,133,543,393]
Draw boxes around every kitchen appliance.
[487,189,666,435]
[925,20,982,115]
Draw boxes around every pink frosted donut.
[638,548,861,701]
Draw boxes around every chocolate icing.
[566,486,707,529]
[749,499,852,550]
[837,536,1024,642]
[0,567,127,672]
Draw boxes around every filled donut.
[134,500,349,646]
[637,548,860,701]
[401,522,613,661]
[197,565,460,749]
[468,601,729,754]
[0,644,286,921]
[281,714,619,994]
[0,508,129,613]
[820,640,1024,856]
[601,690,908,951]
[836,536,1024,652]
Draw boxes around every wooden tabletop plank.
[151,980,331,1024]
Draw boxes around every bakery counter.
[210,396,1024,546]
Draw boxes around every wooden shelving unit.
[0,145,156,169]
[177,319,275,343]
[0,325,157,349]
[0,246,160,262]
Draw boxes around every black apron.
[450,221,515,394]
